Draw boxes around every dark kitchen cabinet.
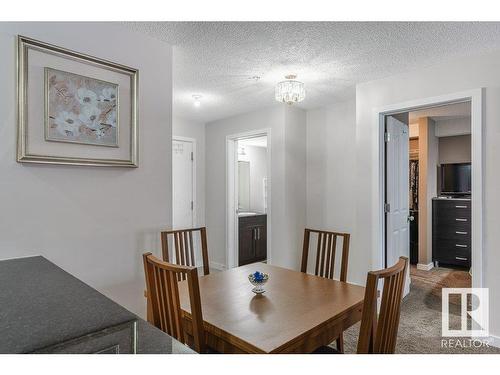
[238,214,267,266]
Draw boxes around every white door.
[385,116,410,295]
[173,139,194,229]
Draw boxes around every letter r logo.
[442,288,489,337]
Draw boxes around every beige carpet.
[337,266,499,354]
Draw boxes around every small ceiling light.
[275,74,305,105]
[192,94,202,108]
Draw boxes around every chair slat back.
[143,252,205,353]
[301,228,350,281]
[357,256,408,354]
[161,227,210,279]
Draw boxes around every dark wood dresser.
[432,197,471,268]
[238,214,267,266]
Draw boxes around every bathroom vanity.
[238,213,267,266]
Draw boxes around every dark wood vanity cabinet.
[432,198,471,268]
[238,214,267,266]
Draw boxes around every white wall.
[306,100,356,232]
[435,116,471,137]
[439,135,472,164]
[306,99,357,278]
[283,106,307,270]
[205,106,306,270]
[205,107,283,267]
[238,145,267,213]
[173,116,206,227]
[355,50,500,339]
[0,22,173,318]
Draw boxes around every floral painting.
[45,68,119,147]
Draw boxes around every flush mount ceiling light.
[192,94,202,107]
[275,74,305,105]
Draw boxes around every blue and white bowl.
[248,271,269,294]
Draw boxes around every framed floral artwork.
[17,35,139,167]
[45,68,119,147]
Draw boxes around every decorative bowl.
[248,271,269,294]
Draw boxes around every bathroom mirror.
[238,161,250,211]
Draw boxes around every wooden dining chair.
[143,252,206,353]
[314,256,409,354]
[301,228,350,351]
[301,228,350,281]
[161,227,210,277]
[146,227,210,322]
[357,256,408,353]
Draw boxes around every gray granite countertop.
[0,256,194,354]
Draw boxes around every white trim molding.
[225,128,272,269]
[372,89,484,292]
[416,262,434,271]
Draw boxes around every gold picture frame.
[17,35,139,167]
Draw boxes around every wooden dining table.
[178,263,365,353]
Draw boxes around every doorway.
[226,129,271,269]
[172,136,196,229]
[377,89,483,295]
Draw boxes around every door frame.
[226,128,272,269]
[172,136,197,228]
[372,88,484,289]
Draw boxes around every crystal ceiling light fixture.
[275,74,305,105]
[192,94,202,108]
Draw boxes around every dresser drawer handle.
[455,256,468,261]
[455,205,468,208]
[455,244,468,248]
[455,218,468,222]
[456,231,468,235]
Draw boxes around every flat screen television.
[441,163,471,195]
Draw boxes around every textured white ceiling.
[125,22,500,123]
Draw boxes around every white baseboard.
[209,261,226,271]
[417,262,434,271]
